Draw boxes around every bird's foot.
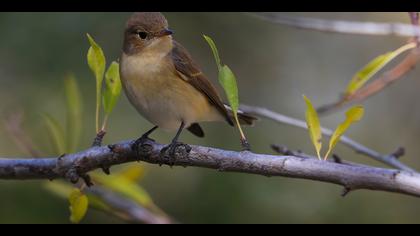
[135,134,155,145]
[159,142,191,166]
[132,135,155,157]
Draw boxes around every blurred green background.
[1,12,420,224]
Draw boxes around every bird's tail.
[224,105,258,126]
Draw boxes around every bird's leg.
[160,122,191,164]
[132,126,158,152]
[167,121,185,155]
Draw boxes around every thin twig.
[409,12,419,26]
[87,187,173,224]
[271,144,379,169]
[409,12,420,42]
[92,130,106,147]
[3,115,170,223]
[249,13,420,37]
[317,48,420,115]
[251,13,420,121]
[0,139,420,198]
[239,104,415,172]
[3,112,42,157]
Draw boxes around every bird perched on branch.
[120,12,256,156]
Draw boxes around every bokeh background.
[0,12,420,224]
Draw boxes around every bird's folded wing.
[170,40,233,126]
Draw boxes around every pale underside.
[120,36,224,131]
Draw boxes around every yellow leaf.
[44,181,73,199]
[90,172,152,207]
[116,164,145,183]
[45,181,114,215]
[345,43,416,96]
[303,95,322,160]
[69,188,89,224]
[324,106,364,160]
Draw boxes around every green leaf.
[90,172,153,207]
[324,106,364,160]
[203,35,239,113]
[86,33,106,132]
[303,95,322,160]
[42,113,66,155]
[87,33,106,84]
[69,188,89,224]
[345,42,416,96]
[204,35,248,148]
[64,75,83,153]
[219,65,239,113]
[203,35,222,71]
[103,61,122,114]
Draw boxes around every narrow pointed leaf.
[87,33,106,85]
[345,43,416,96]
[69,188,89,224]
[103,61,122,114]
[90,172,152,207]
[204,35,248,148]
[116,164,146,183]
[324,106,364,160]
[219,65,239,113]
[203,35,222,71]
[44,181,73,199]
[86,33,106,132]
[42,113,66,155]
[303,95,322,160]
[64,75,83,153]
[45,181,118,217]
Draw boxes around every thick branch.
[1,140,420,198]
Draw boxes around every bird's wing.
[170,40,233,126]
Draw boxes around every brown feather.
[170,40,234,126]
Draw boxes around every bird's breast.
[120,53,223,131]
[120,52,175,115]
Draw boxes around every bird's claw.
[132,135,155,157]
[160,142,191,166]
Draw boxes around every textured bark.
[1,139,420,198]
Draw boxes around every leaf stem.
[234,113,250,150]
[324,150,331,161]
[101,114,109,132]
[96,83,101,133]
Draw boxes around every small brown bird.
[120,12,256,154]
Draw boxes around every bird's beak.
[157,29,174,37]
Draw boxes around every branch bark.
[317,48,420,115]
[239,104,415,172]
[250,13,420,37]
[1,139,420,198]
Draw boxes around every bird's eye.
[137,31,148,39]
